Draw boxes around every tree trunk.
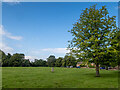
[118,65,120,70]
[96,63,100,77]
[105,66,108,70]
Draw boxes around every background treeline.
[0,50,81,67]
[0,49,119,68]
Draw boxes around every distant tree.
[0,50,11,67]
[9,53,25,67]
[68,5,119,76]
[42,60,47,67]
[55,57,63,67]
[7,53,11,59]
[0,50,2,66]
[63,55,76,67]
[22,59,30,67]
[33,59,47,67]
[61,59,66,67]
[47,55,56,67]
[0,50,7,66]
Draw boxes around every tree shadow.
[83,71,118,78]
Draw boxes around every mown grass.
[2,67,118,88]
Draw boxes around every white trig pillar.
[51,67,54,72]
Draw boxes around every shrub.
[80,64,86,67]
[89,65,95,68]
[88,64,95,68]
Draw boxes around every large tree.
[109,28,120,69]
[68,5,119,76]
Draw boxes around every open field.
[2,67,118,88]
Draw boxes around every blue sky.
[1,2,118,61]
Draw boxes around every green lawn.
[2,67,118,88]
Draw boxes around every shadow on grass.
[83,71,118,78]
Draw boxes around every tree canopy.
[68,5,119,76]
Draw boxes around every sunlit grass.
[2,67,118,88]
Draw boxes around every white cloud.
[27,48,70,61]
[2,0,20,2]
[25,56,38,62]
[42,48,70,54]
[6,34,22,40]
[0,42,14,54]
[2,0,20,5]
[0,25,22,40]
[0,25,22,54]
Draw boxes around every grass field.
[2,67,118,88]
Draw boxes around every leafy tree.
[9,53,25,67]
[61,59,66,67]
[64,55,76,67]
[7,53,11,59]
[0,50,7,66]
[22,59,30,67]
[47,55,56,67]
[0,50,11,67]
[100,52,112,70]
[33,59,47,67]
[109,29,120,69]
[55,57,63,67]
[68,5,119,76]
[0,50,2,67]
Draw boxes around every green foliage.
[0,50,78,67]
[0,50,31,67]
[68,5,119,76]
[88,64,95,68]
[80,64,85,67]
[47,55,56,67]
[109,29,120,67]
[32,59,47,67]
[61,59,66,67]
[64,55,77,67]
[22,59,30,67]
[9,53,25,67]
[55,57,63,67]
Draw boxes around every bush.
[88,64,95,68]
[80,64,86,67]
[89,65,95,68]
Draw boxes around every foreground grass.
[2,67,118,88]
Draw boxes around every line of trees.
[0,50,81,67]
[0,49,118,69]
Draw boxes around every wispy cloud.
[27,48,70,60]
[2,0,20,5]
[25,56,39,62]
[0,42,14,54]
[0,25,22,54]
[2,0,20,2]
[0,25,22,40]
[42,48,69,54]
